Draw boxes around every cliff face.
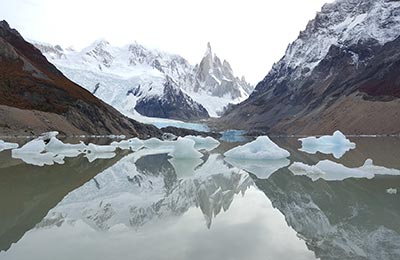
[222,0,400,135]
[0,21,161,137]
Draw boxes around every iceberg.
[0,140,19,152]
[168,137,203,159]
[299,131,356,159]
[111,138,144,151]
[386,188,398,195]
[85,152,116,163]
[224,157,290,179]
[224,136,290,160]
[143,138,175,150]
[289,159,400,181]
[185,135,220,151]
[45,137,87,157]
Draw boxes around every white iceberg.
[224,157,290,179]
[289,159,400,181]
[143,138,175,150]
[11,132,119,165]
[86,143,116,153]
[85,152,116,163]
[299,131,356,159]
[168,137,203,159]
[0,140,19,152]
[111,138,144,151]
[386,188,398,195]
[11,134,69,166]
[12,138,46,154]
[224,136,290,160]
[185,135,220,151]
[45,137,87,157]
[84,143,117,162]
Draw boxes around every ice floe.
[224,136,290,160]
[185,135,220,151]
[111,138,144,151]
[289,159,400,181]
[143,138,175,150]
[0,140,19,152]
[225,157,290,179]
[11,132,119,166]
[168,137,203,159]
[299,131,356,159]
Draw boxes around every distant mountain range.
[34,40,253,120]
[222,0,400,135]
[0,20,161,137]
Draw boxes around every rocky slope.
[34,41,252,118]
[222,0,400,135]
[0,21,161,137]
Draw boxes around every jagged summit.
[35,40,253,118]
[193,42,253,100]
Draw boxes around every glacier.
[33,40,253,123]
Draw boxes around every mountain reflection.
[36,153,253,231]
[252,168,400,260]
[0,151,127,252]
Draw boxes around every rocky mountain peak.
[194,42,253,100]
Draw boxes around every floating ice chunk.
[40,131,60,141]
[12,139,46,154]
[225,157,290,179]
[84,143,117,162]
[386,188,398,195]
[0,140,19,152]
[299,131,356,159]
[143,138,175,150]
[85,152,116,163]
[168,137,203,159]
[86,143,116,153]
[185,135,220,151]
[111,138,144,151]
[289,159,400,181]
[168,158,203,179]
[45,137,87,157]
[11,134,65,166]
[224,136,290,160]
[12,152,66,166]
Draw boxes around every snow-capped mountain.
[223,0,400,135]
[34,40,252,119]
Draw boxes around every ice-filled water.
[0,136,399,260]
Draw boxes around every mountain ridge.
[0,20,162,137]
[221,0,400,135]
[34,40,253,118]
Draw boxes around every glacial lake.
[0,136,399,260]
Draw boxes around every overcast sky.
[1,0,333,84]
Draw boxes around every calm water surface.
[0,137,399,260]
